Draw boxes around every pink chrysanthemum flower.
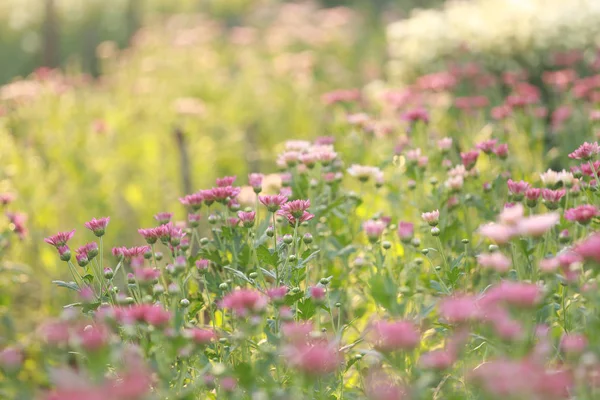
[568,141,600,160]
[482,281,541,309]
[112,246,150,260]
[369,320,420,352]
[565,204,598,225]
[237,211,256,228]
[574,233,600,263]
[259,194,288,212]
[267,286,288,302]
[220,289,267,316]
[179,192,204,210]
[397,221,414,243]
[0,193,16,206]
[460,150,479,170]
[133,267,161,283]
[437,137,453,151]
[477,252,511,273]
[195,259,210,271]
[6,212,27,240]
[421,210,440,226]
[401,107,429,123]
[439,295,480,323]
[187,328,216,345]
[154,212,173,225]
[138,227,161,244]
[284,341,341,375]
[541,188,566,209]
[476,139,498,154]
[507,179,530,200]
[84,217,110,237]
[281,322,313,343]
[210,186,241,204]
[516,213,559,237]
[216,176,236,187]
[279,199,311,219]
[363,220,386,243]
[493,143,509,159]
[248,173,263,191]
[44,229,76,248]
[560,333,587,355]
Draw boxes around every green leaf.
[369,274,397,311]
[297,298,317,320]
[430,280,444,294]
[223,266,252,284]
[296,249,320,269]
[52,280,79,291]
[256,245,279,266]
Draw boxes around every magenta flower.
[363,220,386,243]
[248,173,264,191]
[560,333,587,355]
[237,211,256,228]
[284,341,341,375]
[6,212,27,240]
[281,321,313,343]
[476,139,498,154]
[44,229,76,247]
[516,213,559,237]
[220,289,267,316]
[84,217,110,237]
[437,137,453,151]
[565,204,598,225]
[187,328,216,345]
[179,192,204,210]
[482,281,541,309]
[278,199,310,219]
[210,186,241,204]
[574,233,600,263]
[397,221,414,243]
[419,349,456,370]
[133,267,161,283]
[195,259,210,271]
[439,295,480,324]
[314,136,335,145]
[568,142,600,160]
[0,193,15,206]
[507,179,530,200]
[138,227,161,244]
[525,188,541,206]
[154,212,173,225]
[477,252,511,273]
[369,320,420,352]
[188,213,201,227]
[541,188,566,209]
[216,176,236,187]
[267,286,288,302]
[401,107,429,123]
[493,143,509,159]
[421,210,439,226]
[460,150,479,170]
[112,246,150,260]
[310,286,326,301]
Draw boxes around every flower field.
[2,0,600,399]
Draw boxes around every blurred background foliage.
[2,0,599,333]
[0,0,403,330]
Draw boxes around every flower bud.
[302,233,313,244]
[431,227,441,236]
[58,246,71,262]
[411,238,421,247]
[219,283,228,290]
[319,278,330,285]
[249,272,258,279]
[168,283,180,294]
[266,226,275,237]
[288,255,297,262]
[103,267,114,279]
[421,249,429,255]
[208,215,218,225]
[283,234,293,244]
[144,249,153,259]
[200,237,210,246]
[153,284,165,295]
[382,240,392,250]
[180,298,190,307]
[155,252,164,261]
